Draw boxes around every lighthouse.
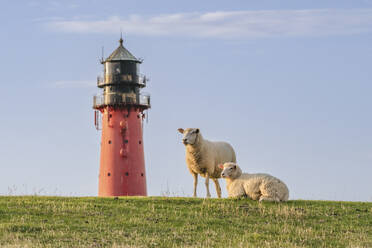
[93,37,150,196]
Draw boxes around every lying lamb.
[220,162,289,202]
[178,128,236,198]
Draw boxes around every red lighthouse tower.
[93,37,150,196]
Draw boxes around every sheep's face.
[178,128,200,146]
[220,162,241,179]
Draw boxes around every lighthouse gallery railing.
[93,93,150,109]
[97,74,147,87]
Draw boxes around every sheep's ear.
[178,128,184,134]
[195,128,200,133]
[218,164,224,169]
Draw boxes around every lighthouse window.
[122,74,132,81]
[139,140,142,144]
[107,173,111,176]
[125,172,129,176]
[106,62,120,75]
[108,140,112,144]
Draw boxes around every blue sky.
[1,0,371,201]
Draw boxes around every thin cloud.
[46,9,372,39]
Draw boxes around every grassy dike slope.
[0,196,371,247]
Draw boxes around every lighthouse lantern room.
[93,37,150,196]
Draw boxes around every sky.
[0,0,371,201]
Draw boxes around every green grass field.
[0,196,371,248]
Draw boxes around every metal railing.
[97,74,147,87]
[97,76,104,86]
[139,93,151,106]
[93,93,151,109]
[138,75,147,87]
[93,94,104,107]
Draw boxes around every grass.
[0,196,371,247]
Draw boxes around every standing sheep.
[178,128,236,198]
[220,162,289,202]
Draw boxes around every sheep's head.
[220,162,242,179]
[178,128,200,146]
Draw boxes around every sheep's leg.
[212,178,221,198]
[205,174,211,198]
[192,172,198,197]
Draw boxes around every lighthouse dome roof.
[105,37,140,63]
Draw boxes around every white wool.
[178,128,236,198]
[221,162,289,202]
